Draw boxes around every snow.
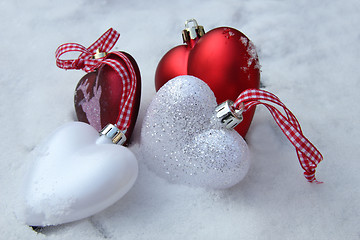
[1,0,359,239]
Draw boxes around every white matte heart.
[140,75,250,189]
[23,122,138,226]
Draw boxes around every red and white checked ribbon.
[55,28,137,131]
[111,51,137,131]
[234,89,323,183]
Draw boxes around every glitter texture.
[140,76,250,189]
[76,77,102,131]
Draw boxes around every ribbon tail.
[304,170,323,184]
[100,54,137,131]
[235,89,323,184]
[264,104,323,183]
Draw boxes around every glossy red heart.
[74,52,141,144]
[155,27,260,137]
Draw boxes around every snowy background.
[1,0,360,239]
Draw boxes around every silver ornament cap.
[182,19,205,42]
[99,124,126,145]
[215,100,244,129]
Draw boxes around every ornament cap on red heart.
[181,18,205,47]
[155,20,260,137]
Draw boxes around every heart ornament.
[55,28,141,144]
[74,51,141,139]
[23,122,138,226]
[155,19,261,137]
[140,75,250,189]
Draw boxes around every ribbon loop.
[55,28,120,72]
[55,29,136,133]
[234,89,323,183]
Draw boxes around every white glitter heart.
[140,75,250,189]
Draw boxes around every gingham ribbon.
[111,51,137,131]
[234,89,323,183]
[55,28,137,131]
[55,28,120,72]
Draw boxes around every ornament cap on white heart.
[99,123,126,145]
[23,122,138,227]
[215,100,244,129]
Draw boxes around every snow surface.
[1,0,359,239]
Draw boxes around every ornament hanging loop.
[182,19,205,43]
[215,100,244,129]
[92,48,107,59]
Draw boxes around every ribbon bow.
[55,28,120,72]
[234,89,323,183]
[55,28,137,132]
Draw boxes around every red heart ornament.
[155,22,260,137]
[74,52,141,144]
